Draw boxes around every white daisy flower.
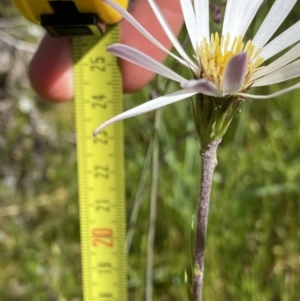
[94,0,300,142]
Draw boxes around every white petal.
[222,0,244,37]
[93,89,198,135]
[239,82,300,99]
[108,44,188,83]
[223,52,248,95]
[252,42,300,80]
[194,0,209,44]
[252,0,297,48]
[260,21,300,61]
[252,60,300,87]
[222,0,263,40]
[103,0,191,69]
[234,0,263,38]
[179,0,198,50]
[147,0,198,71]
[181,79,222,97]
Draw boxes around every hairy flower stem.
[193,138,222,301]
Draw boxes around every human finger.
[28,0,183,102]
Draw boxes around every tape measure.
[73,25,126,301]
[11,0,128,300]
[12,0,128,26]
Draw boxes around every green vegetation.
[0,1,300,300]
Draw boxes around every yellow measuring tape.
[11,0,127,300]
[73,26,127,301]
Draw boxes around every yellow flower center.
[197,33,264,93]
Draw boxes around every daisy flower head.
[94,0,300,147]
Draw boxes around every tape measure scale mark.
[73,25,126,301]
[72,43,126,300]
[11,0,127,299]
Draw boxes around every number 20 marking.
[92,228,113,248]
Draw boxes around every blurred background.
[0,0,300,300]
